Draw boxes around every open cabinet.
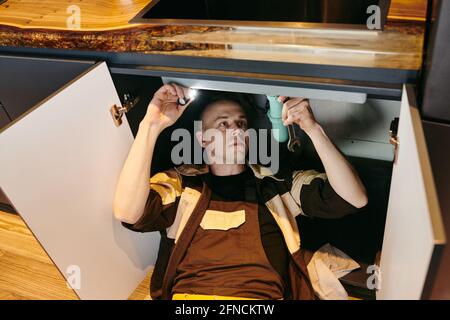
[0,59,160,300]
[0,56,446,300]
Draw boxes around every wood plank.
[0,0,152,30]
[388,0,428,22]
[0,250,78,300]
[0,209,51,264]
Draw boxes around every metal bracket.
[110,93,140,127]
[389,117,399,162]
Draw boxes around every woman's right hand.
[142,83,193,131]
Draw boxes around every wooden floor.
[0,210,151,300]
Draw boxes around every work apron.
[172,199,285,300]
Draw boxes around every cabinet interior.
[0,62,403,299]
[111,73,400,270]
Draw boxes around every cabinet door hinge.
[389,117,399,163]
[110,94,140,127]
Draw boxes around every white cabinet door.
[0,62,159,300]
[377,85,446,300]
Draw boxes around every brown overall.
[122,163,364,299]
[172,199,285,299]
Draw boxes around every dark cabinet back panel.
[421,0,450,122]
[423,120,450,299]
[0,56,94,121]
[0,103,10,128]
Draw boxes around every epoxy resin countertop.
[0,0,424,72]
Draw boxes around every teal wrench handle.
[267,95,301,152]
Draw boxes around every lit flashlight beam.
[177,88,198,106]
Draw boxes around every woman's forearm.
[307,124,368,208]
[113,120,162,224]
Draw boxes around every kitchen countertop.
[0,0,425,72]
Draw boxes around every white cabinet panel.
[378,85,445,299]
[0,62,159,300]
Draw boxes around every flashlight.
[267,95,302,153]
[177,88,198,106]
